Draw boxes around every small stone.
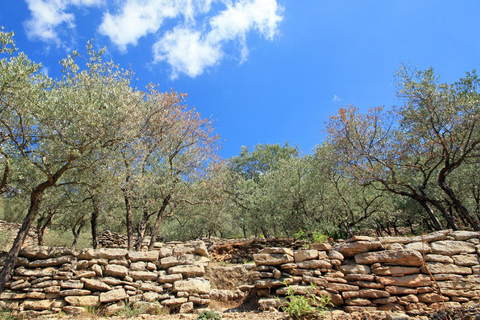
[173,278,211,294]
[59,289,92,297]
[157,273,183,283]
[259,247,294,255]
[21,299,54,310]
[91,264,103,277]
[168,265,205,277]
[61,280,84,289]
[355,250,423,266]
[378,274,432,287]
[78,248,127,260]
[102,300,125,316]
[100,288,128,303]
[294,250,319,262]
[82,278,112,291]
[338,264,371,274]
[253,253,294,265]
[430,240,476,255]
[161,297,188,306]
[129,270,158,281]
[334,241,383,257]
[104,264,129,278]
[128,251,159,262]
[179,302,194,313]
[62,306,86,315]
[64,295,100,307]
[386,312,410,320]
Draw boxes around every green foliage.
[294,230,328,244]
[43,228,91,250]
[196,310,221,320]
[116,302,168,317]
[312,232,328,244]
[281,283,332,320]
[0,229,11,252]
[0,308,16,320]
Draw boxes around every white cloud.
[208,0,283,42]
[24,0,103,45]
[23,0,283,78]
[98,0,213,52]
[153,27,222,79]
[333,95,341,102]
[153,0,283,78]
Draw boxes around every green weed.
[116,302,168,317]
[196,310,221,320]
[0,308,16,320]
[280,283,332,319]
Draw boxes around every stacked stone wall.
[0,240,211,318]
[2,230,480,317]
[254,230,480,313]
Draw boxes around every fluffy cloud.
[23,0,283,78]
[153,27,223,79]
[208,0,283,42]
[24,0,102,45]
[98,0,213,51]
[153,0,283,78]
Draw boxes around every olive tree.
[326,67,480,231]
[0,32,142,291]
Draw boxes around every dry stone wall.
[254,230,480,313]
[2,229,480,317]
[0,240,211,318]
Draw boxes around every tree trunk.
[148,194,171,250]
[91,198,100,249]
[36,210,54,246]
[123,189,134,251]
[135,207,151,251]
[427,198,458,231]
[417,199,443,231]
[0,157,74,293]
[439,180,479,230]
[71,220,85,250]
[0,189,42,293]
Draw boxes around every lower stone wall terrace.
[254,229,480,313]
[0,240,211,318]
[1,229,480,317]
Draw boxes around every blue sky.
[1,1,479,158]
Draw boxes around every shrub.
[196,310,221,320]
[281,283,332,319]
[0,308,16,320]
[116,302,168,317]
